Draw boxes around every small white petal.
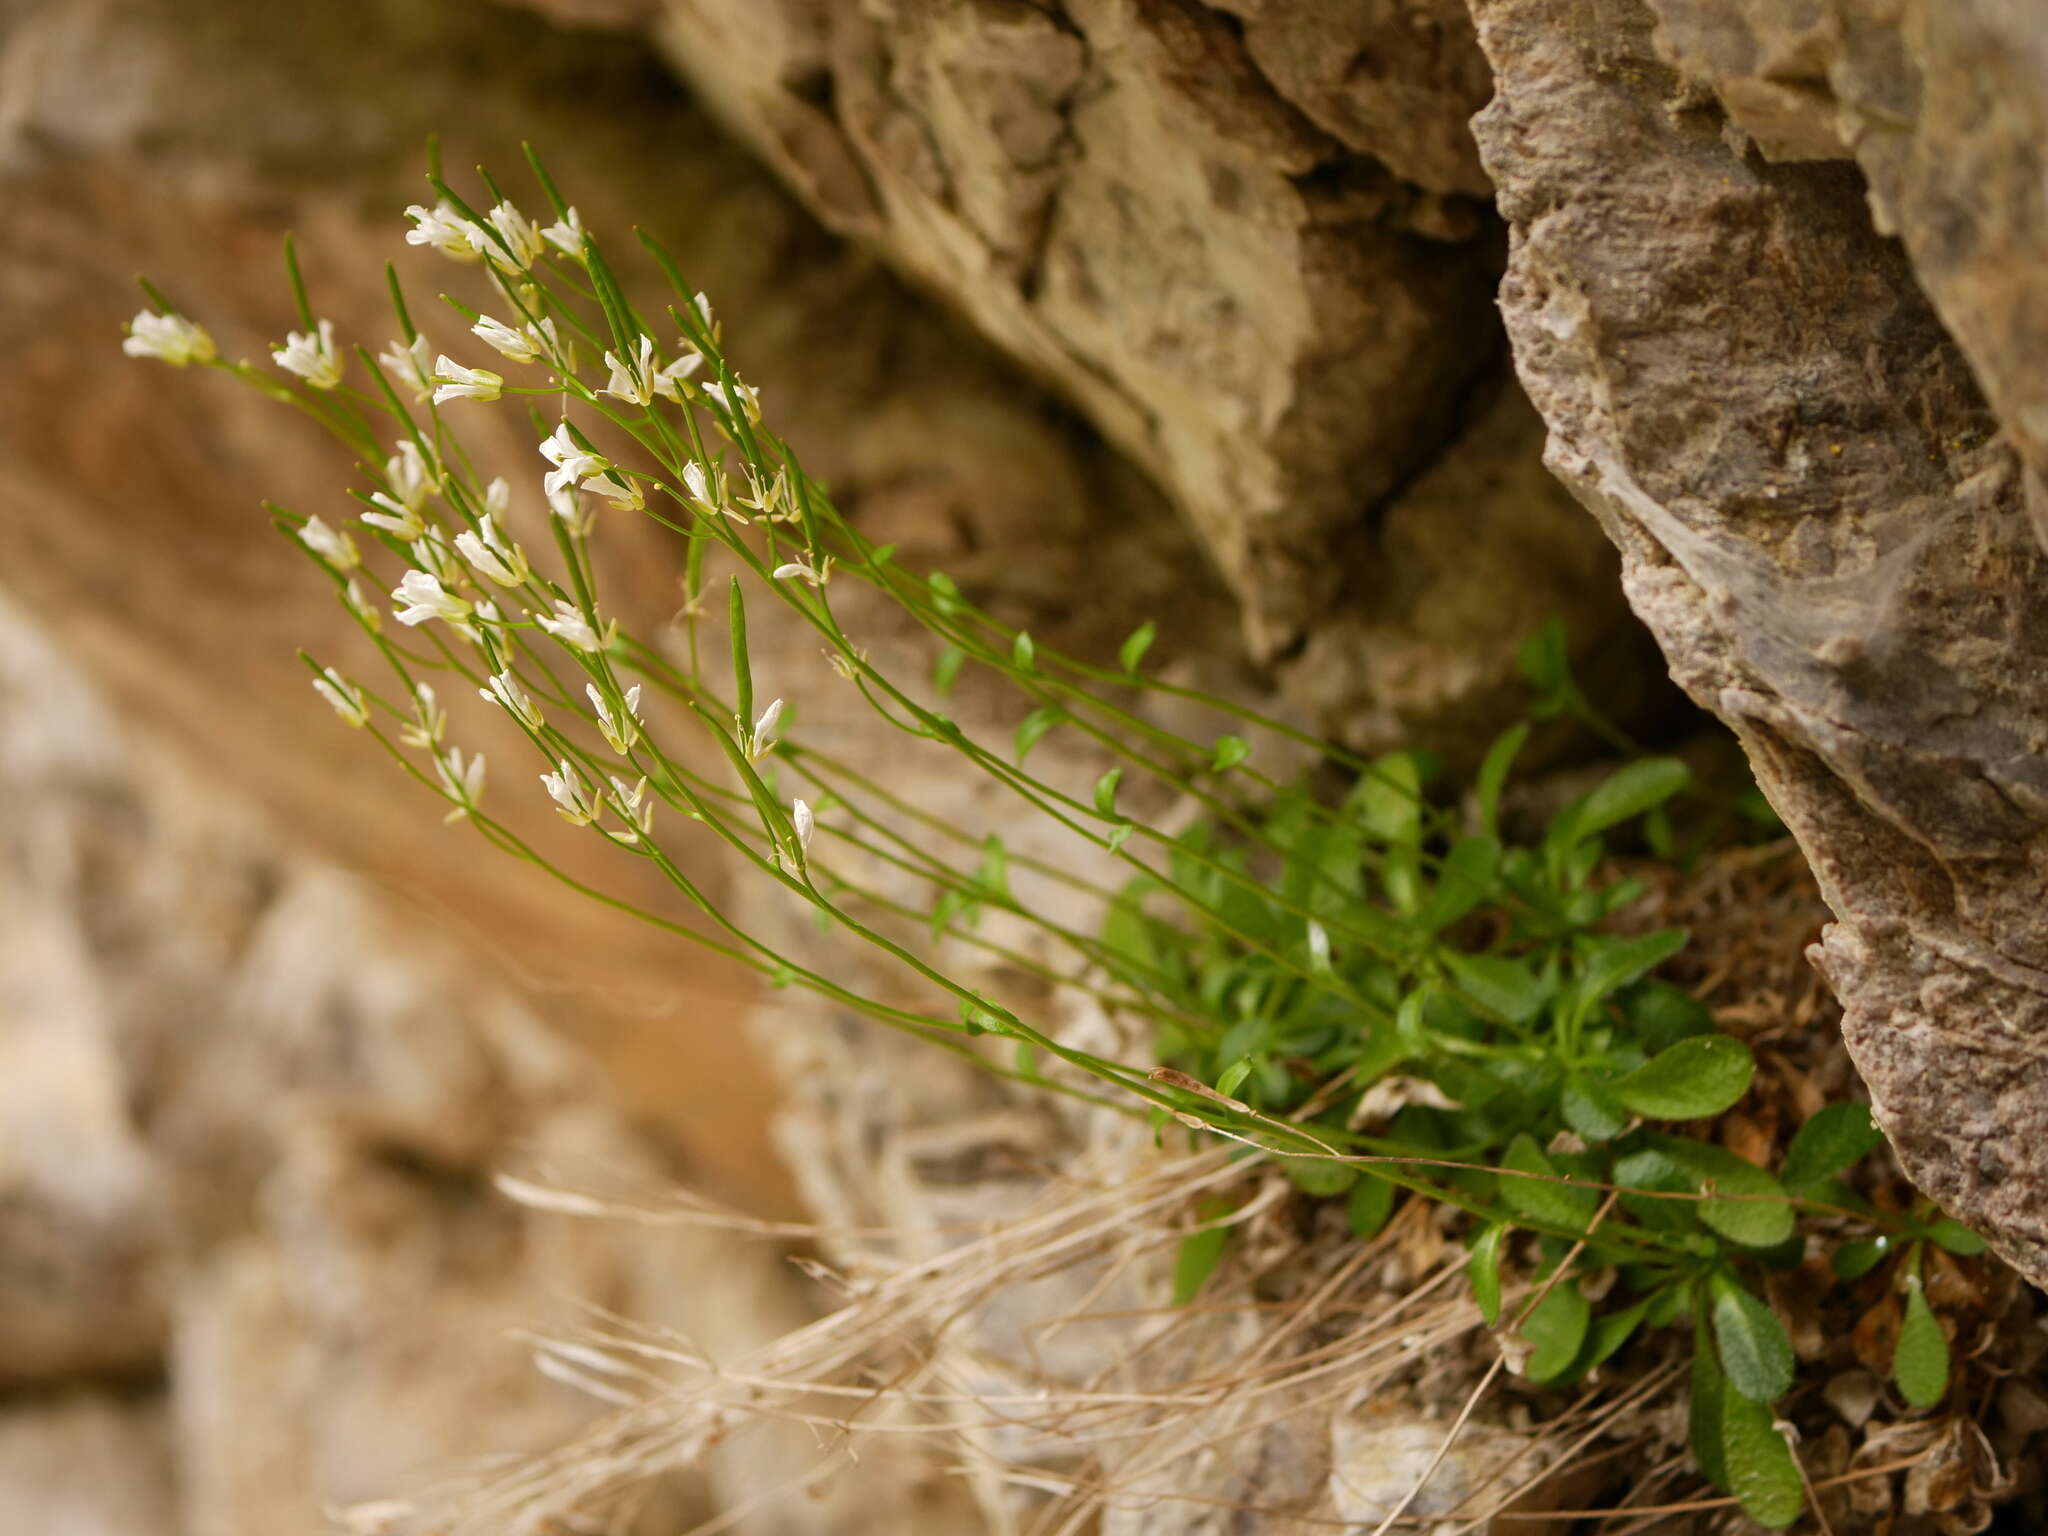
[122,310,216,366]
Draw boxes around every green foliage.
[134,150,1972,1530]
[1895,1272,1949,1407]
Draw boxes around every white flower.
[791,798,815,857]
[540,760,600,825]
[587,682,642,754]
[683,461,715,510]
[746,697,784,761]
[311,667,368,728]
[608,775,654,843]
[600,334,702,406]
[539,423,609,498]
[477,201,545,271]
[484,477,511,518]
[700,379,759,422]
[683,460,747,521]
[547,482,595,537]
[772,557,828,586]
[122,310,215,366]
[540,207,585,262]
[385,440,436,512]
[825,645,868,681]
[689,292,714,332]
[469,597,501,629]
[741,466,791,521]
[415,526,464,585]
[391,570,473,627]
[379,335,436,401]
[432,356,503,404]
[405,203,485,262]
[480,670,544,731]
[455,515,530,587]
[273,319,344,390]
[588,473,644,512]
[536,598,602,652]
[360,493,425,540]
[472,315,541,363]
[342,578,383,634]
[297,514,360,570]
[437,748,487,822]
[399,682,446,749]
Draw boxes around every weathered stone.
[640,0,1641,749]
[1470,0,2048,1281]
[0,1392,178,1536]
[1646,2,2048,529]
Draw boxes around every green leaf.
[1522,1282,1592,1383]
[1093,767,1122,818]
[932,644,966,698]
[1015,706,1065,763]
[1347,1174,1396,1240]
[975,835,1012,902]
[1612,1036,1755,1121]
[1578,928,1689,1004]
[1549,757,1691,856]
[1650,1134,1796,1248]
[1500,1134,1600,1230]
[1106,823,1134,854]
[1173,1209,1233,1305]
[1214,1057,1253,1101]
[1894,1276,1950,1407]
[1561,1075,1631,1142]
[1210,735,1250,773]
[1284,1158,1357,1198]
[1832,1237,1890,1281]
[1475,723,1530,838]
[1709,1272,1795,1402]
[1417,834,1500,935]
[1623,980,1717,1052]
[1779,1102,1883,1193]
[1441,951,1550,1026]
[1119,620,1157,674]
[1011,630,1036,671]
[1689,1314,1731,1491]
[1351,751,1427,846]
[1721,1385,1805,1528]
[1468,1223,1507,1325]
[1584,1297,1650,1373]
[1923,1218,1987,1257]
[927,570,962,616]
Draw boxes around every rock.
[0,1392,178,1536]
[639,0,1643,749]
[1646,2,2048,529]
[1470,0,2048,1281]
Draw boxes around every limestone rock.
[639,0,1642,750]
[1470,0,2048,1281]
[1645,2,2048,526]
[0,1392,178,1536]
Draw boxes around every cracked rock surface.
[623,0,1647,756]
[1470,0,2048,1283]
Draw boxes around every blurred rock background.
[4,0,2048,1529]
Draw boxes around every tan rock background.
[7,0,2048,1529]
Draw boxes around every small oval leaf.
[1893,1277,1950,1408]
[1613,1036,1755,1120]
[1469,1222,1506,1326]
[1710,1273,1795,1403]
[1779,1102,1883,1193]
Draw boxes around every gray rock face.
[1469,0,2048,1282]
